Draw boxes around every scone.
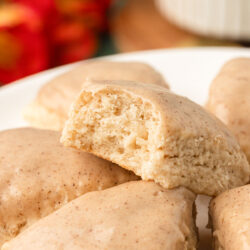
[61,80,250,196]
[0,128,138,247]
[2,181,197,250]
[209,184,250,250]
[24,61,169,130]
[207,57,250,162]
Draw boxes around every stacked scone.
[1,59,250,249]
[207,58,250,250]
[23,61,168,131]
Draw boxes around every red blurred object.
[0,4,49,83]
[0,0,111,84]
[51,20,98,65]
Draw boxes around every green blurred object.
[95,33,118,57]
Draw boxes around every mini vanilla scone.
[209,185,250,250]
[0,128,137,247]
[207,57,250,162]
[24,61,169,130]
[2,181,197,250]
[61,80,250,196]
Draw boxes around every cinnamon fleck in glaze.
[210,184,250,250]
[207,57,250,162]
[0,128,138,247]
[2,181,197,250]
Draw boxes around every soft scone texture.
[210,185,250,250]
[2,181,197,250]
[0,128,137,247]
[61,80,250,196]
[207,57,250,162]
[24,61,169,130]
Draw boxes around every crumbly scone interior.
[64,89,164,178]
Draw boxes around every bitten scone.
[24,61,169,130]
[2,181,197,250]
[0,128,138,247]
[207,58,250,163]
[61,80,250,196]
[209,185,250,250]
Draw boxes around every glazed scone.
[2,181,197,250]
[207,57,250,162]
[209,185,250,250]
[24,61,169,130]
[61,80,250,196]
[0,128,138,247]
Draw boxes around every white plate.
[1,47,250,249]
[1,47,250,131]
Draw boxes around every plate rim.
[1,46,250,93]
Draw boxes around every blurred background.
[0,0,249,85]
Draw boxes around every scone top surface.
[24,61,169,130]
[37,61,169,115]
[0,128,137,246]
[61,80,250,196]
[210,184,250,250]
[207,57,250,162]
[2,181,197,250]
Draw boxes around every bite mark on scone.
[66,89,164,179]
[61,80,250,196]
